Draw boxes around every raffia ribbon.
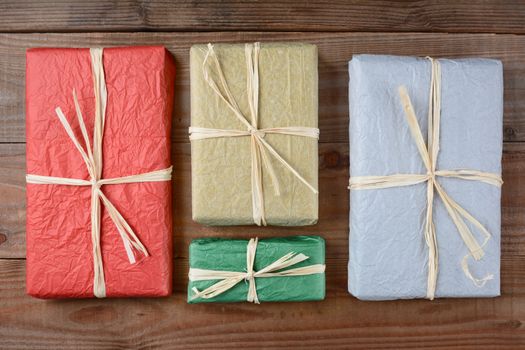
[189,43,319,226]
[349,57,503,300]
[189,237,326,304]
[26,48,173,298]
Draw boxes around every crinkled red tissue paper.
[26,46,175,298]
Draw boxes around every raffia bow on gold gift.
[348,57,503,300]
[188,237,326,304]
[189,43,319,226]
[26,48,173,298]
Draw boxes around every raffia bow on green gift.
[187,236,326,303]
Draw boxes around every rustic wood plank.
[2,142,525,260]
[0,1,524,34]
[0,144,25,257]
[0,255,523,349]
[1,32,525,143]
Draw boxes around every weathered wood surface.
[1,32,525,143]
[0,256,524,350]
[0,1,524,34]
[1,2,525,348]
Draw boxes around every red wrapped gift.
[25,46,175,298]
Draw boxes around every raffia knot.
[91,179,101,189]
[245,271,255,281]
[248,126,265,139]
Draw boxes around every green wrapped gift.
[189,42,319,226]
[188,236,325,303]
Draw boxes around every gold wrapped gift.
[190,43,318,226]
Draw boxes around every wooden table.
[1,1,524,349]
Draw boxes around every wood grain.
[0,144,25,257]
[0,255,523,349]
[2,32,525,143]
[0,1,524,34]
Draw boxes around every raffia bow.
[189,237,326,304]
[189,43,319,226]
[26,48,172,298]
[349,57,503,300]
